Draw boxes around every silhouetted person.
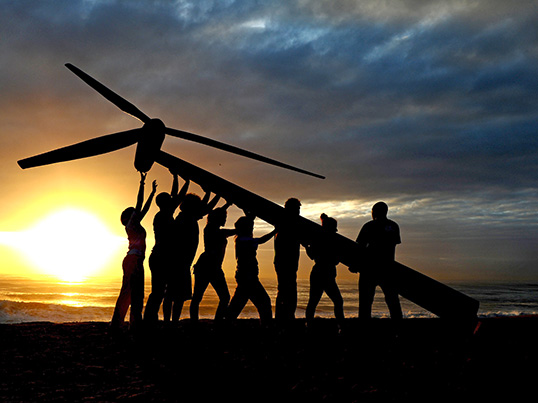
[190,201,234,322]
[163,187,220,323]
[273,197,303,321]
[355,201,402,321]
[144,172,189,323]
[227,213,276,325]
[305,214,344,327]
[111,172,156,330]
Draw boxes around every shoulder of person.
[386,219,399,228]
[153,211,165,222]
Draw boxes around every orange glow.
[0,208,124,282]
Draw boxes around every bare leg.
[190,274,210,321]
[172,300,184,322]
[163,297,172,322]
[211,271,230,321]
[306,274,324,324]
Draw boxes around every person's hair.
[234,215,254,235]
[156,192,171,209]
[285,198,301,209]
[208,207,227,224]
[180,193,202,213]
[121,207,135,226]
[372,201,388,219]
[320,213,337,232]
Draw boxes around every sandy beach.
[0,317,536,402]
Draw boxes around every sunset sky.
[1,0,537,283]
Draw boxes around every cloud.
[1,0,537,279]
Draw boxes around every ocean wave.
[0,300,113,324]
[2,277,538,323]
[478,311,538,318]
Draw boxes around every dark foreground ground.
[0,317,536,402]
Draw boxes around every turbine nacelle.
[135,119,166,172]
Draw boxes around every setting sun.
[0,209,124,282]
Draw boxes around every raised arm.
[140,180,157,221]
[171,172,190,211]
[242,209,256,221]
[135,172,147,212]
[170,171,179,197]
[200,188,221,217]
[178,176,189,200]
[201,188,211,205]
[207,193,220,211]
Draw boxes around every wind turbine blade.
[65,63,151,123]
[18,129,141,169]
[165,127,325,179]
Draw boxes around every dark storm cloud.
[2,0,537,278]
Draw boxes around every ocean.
[0,275,537,323]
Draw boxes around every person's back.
[143,209,173,322]
[164,193,203,322]
[357,217,400,262]
[274,198,301,266]
[305,213,344,326]
[273,198,302,321]
[355,202,402,321]
[235,233,262,279]
[201,222,229,267]
[175,210,200,264]
[153,210,174,250]
[274,229,300,266]
[190,205,234,322]
[227,214,276,324]
[307,231,339,276]
[144,193,175,323]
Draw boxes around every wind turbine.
[17,64,480,321]
[18,63,325,180]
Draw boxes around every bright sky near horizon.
[1,0,537,283]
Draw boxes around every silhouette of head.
[121,207,136,226]
[284,198,301,215]
[156,192,172,210]
[180,193,203,215]
[208,207,227,226]
[320,213,337,233]
[372,202,388,220]
[235,215,254,236]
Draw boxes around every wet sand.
[1,317,536,402]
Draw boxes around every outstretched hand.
[169,168,190,183]
[140,171,147,183]
[152,180,158,193]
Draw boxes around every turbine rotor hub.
[143,118,166,135]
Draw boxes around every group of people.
[110,171,403,331]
